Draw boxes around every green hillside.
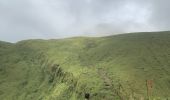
[0,31,170,100]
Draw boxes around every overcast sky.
[0,0,170,42]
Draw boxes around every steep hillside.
[0,31,170,100]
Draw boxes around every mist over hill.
[0,31,170,100]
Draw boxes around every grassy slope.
[0,31,170,100]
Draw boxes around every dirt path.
[97,68,122,100]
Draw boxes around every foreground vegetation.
[0,31,170,100]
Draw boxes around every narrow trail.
[97,68,122,100]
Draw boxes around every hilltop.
[0,31,170,100]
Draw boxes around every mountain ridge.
[0,31,170,100]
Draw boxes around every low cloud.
[0,0,170,42]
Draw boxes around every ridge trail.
[97,68,123,100]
